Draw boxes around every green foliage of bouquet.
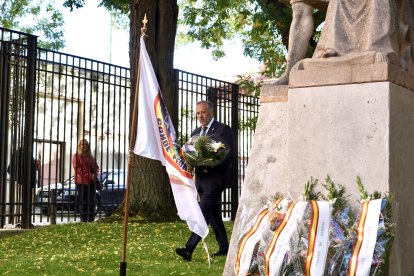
[321,176,356,275]
[182,135,229,170]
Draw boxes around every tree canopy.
[64,0,128,14]
[177,0,326,77]
[0,0,65,50]
[2,0,327,75]
[64,0,326,78]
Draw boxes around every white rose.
[209,141,224,152]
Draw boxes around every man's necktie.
[200,126,207,136]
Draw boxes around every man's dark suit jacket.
[191,119,234,191]
[184,119,233,252]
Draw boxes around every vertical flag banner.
[133,37,208,239]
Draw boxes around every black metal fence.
[0,28,37,229]
[33,47,131,224]
[0,26,260,228]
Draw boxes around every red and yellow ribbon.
[234,197,284,275]
[304,200,320,276]
[348,201,369,276]
[264,202,295,276]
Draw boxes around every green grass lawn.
[0,217,233,275]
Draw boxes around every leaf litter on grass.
[0,220,233,275]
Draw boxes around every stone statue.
[274,0,329,85]
[294,0,414,75]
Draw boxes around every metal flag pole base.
[120,262,127,276]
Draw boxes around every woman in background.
[72,139,99,222]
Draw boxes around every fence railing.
[0,26,260,228]
[0,28,37,229]
[33,48,131,224]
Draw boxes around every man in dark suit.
[175,100,234,261]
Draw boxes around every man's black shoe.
[175,247,192,261]
[210,250,228,257]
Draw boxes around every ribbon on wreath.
[264,201,306,276]
[348,198,382,276]
[234,197,284,276]
[263,201,330,276]
[304,201,331,276]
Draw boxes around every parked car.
[35,176,75,212]
[57,170,126,215]
[35,171,126,216]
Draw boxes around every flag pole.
[120,13,148,276]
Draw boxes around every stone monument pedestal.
[224,65,414,275]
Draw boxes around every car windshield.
[98,172,109,182]
[106,172,125,186]
[63,176,75,186]
[58,171,126,187]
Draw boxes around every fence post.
[0,41,11,228]
[49,189,57,225]
[172,69,179,129]
[21,34,37,229]
[231,83,239,221]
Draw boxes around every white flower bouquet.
[182,135,229,170]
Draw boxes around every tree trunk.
[126,0,178,220]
